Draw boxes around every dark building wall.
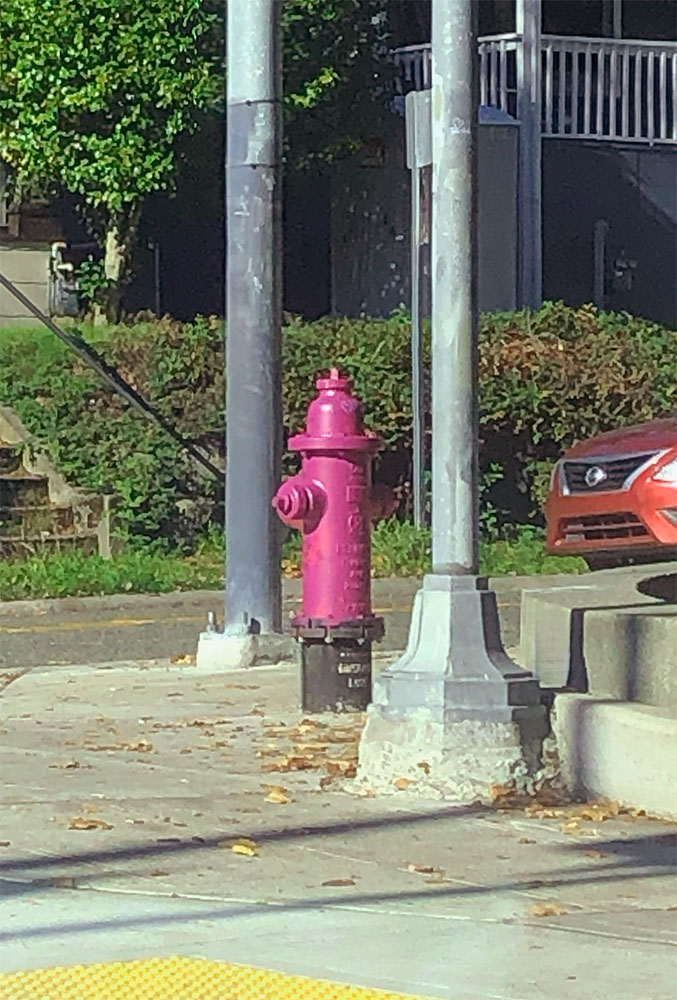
[543,140,677,327]
[330,119,519,318]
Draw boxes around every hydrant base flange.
[300,639,373,713]
[292,617,385,643]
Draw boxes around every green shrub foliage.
[0,302,674,548]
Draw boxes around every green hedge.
[0,302,674,549]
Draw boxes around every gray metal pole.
[411,165,425,528]
[516,0,543,309]
[430,0,479,575]
[364,0,545,779]
[225,0,282,634]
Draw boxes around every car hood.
[566,418,677,458]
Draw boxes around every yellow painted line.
[0,957,434,1000]
[0,608,414,636]
[0,615,204,635]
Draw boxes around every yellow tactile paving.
[0,957,434,1000]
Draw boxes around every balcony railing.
[392,34,677,144]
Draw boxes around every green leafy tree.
[282,0,391,167]
[0,0,219,321]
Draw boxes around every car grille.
[561,512,650,542]
[562,452,657,494]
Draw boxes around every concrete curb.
[553,693,677,820]
[0,570,594,619]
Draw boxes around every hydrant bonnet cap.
[316,367,352,392]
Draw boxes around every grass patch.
[0,523,586,601]
[0,549,224,601]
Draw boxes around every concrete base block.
[356,707,551,803]
[196,630,297,671]
[552,693,677,819]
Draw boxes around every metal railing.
[392,34,677,144]
[542,35,676,143]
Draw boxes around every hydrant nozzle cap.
[316,367,352,392]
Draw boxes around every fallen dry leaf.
[585,849,608,859]
[325,759,357,778]
[490,782,516,802]
[265,788,291,805]
[394,777,414,791]
[186,718,230,728]
[171,653,196,665]
[576,801,620,822]
[519,837,537,844]
[261,755,320,773]
[230,839,258,857]
[416,761,431,775]
[525,804,566,819]
[529,902,569,917]
[321,877,356,887]
[125,740,153,753]
[294,742,330,754]
[407,863,443,875]
[68,817,113,831]
[561,820,583,835]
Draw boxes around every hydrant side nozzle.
[273,478,325,527]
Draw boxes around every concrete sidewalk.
[1,657,676,1000]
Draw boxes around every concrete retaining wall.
[553,693,677,819]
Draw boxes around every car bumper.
[545,479,677,557]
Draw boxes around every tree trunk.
[92,210,139,325]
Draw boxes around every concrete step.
[519,562,677,695]
[0,471,50,507]
[0,502,76,538]
[0,532,100,559]
[553,694,677,819]
[0,443,22,475]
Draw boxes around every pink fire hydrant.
[273,368,396,712]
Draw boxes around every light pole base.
[356,574,552,802]
[196,627,297,671]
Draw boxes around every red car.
[545,417,677,569]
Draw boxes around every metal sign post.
[405,91,432,528]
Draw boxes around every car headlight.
[549,461,562,492]
[654,457,677,483]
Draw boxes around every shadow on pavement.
[1,808,674,942]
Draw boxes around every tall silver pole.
[411,165,425,528]
[516,0,543,309]
[431,0,479,574]
[367,0,545,786]
[225,0,282,634]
